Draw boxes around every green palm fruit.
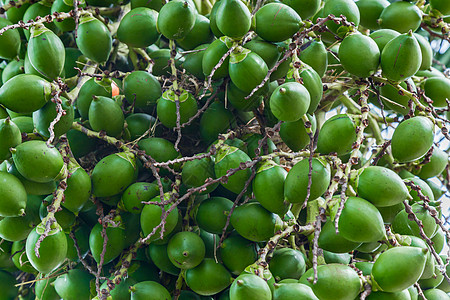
[28,24,65,81]
[25,222,67,274]
[254,3,302,43]
[91,151,137,197]
[371,246,427,292]
[118,7,160,48]
[11,140,64,183]
[76,13,112,63]
[0,74,52,114]
[381,31,422,82]
[157,0,196,40]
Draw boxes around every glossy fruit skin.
[281,0,320,19]
[216,0,250,39]
[356,166,409,207]
[253,161,289,216]
[379,1,422,33]
[0,74,52,114]
[118,7,159,48]
[423,289,450,300]
[35,274,59,300]
[381,32,422,82]
[0,118,21,161]
[392,203,437,239]
[89,96,125,137]
[185,258,232,296]
[0,171,27,219]
[230,202,282,242]
[255,3,301,43]
[230,49,268,95]
[157,0,196,40]
[269,248,306,281]
[318,220,362,253]
[91,151,137,197]
[323,0,360,37]
[138,137,179,170]
[317,114,356,156]
[157,89,198,129]
[33,97,74,138]
[0,270,18,299]
[415,146,448,179]
[63,166,91,214]
[89,222,126,264]
[76,14,112,63]
[22,2,57,40]
[182,156,218,194]
[273,282,319,300]
[269,81,311,122]
[130,281,171,300]
[123,71,162,109]
[12,140,64,183]
[0,18,20,60]
[200,100,235,144]
[299,40,328,78]
[214,146,252,194]
[219,233,258,276]
[125,113,158,141]
[76,77,112,120]
[296,64,323,114]
[0,194,39,241]
[284,158,331,204]
[299,264,361,300]
[338,33,380,78]
[28,24,65,81]
[202,37,231,79]
[25,223,67,274]
[148,243,180,275]
[230,273,272,300]
[279,114,316,152]
[380,79,416,115]
[391,116,434,163]
[430,0,450,15]
[371,246,427,292]
[423,77,450,108]
[6,161,57,196]
[53,269,93,300]
[195,197,233,234]
[338,196,386,243]
[167,231,205,269]
[140,193,179,241]
[366,290,411,300]
[369,28,400,52]
[121,182,159,214]
[227,82,263,112]
[176,14,214,50]
[414,33,433,71]
[244,39,281,70]
[407,176,435,204]
[2,59,24,83]
[51,0,82,32]
[356,0,389,30]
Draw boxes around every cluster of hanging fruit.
[0,0,450,299]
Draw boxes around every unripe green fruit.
[338,33,380,78]
[216,0,251,39]
[157,0,196,40]
[391,116,434,163]
[25,222,67,274]
[381,31,422,82]
[371,246,427,292]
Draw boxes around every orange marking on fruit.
[112,81,120,96]
[271,6,283,27]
